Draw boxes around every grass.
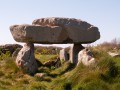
[48,47,120,90]
[0,51,10,60]
[0,46,120,90]
[35,53,58,63]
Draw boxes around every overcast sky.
[0,0,120,47]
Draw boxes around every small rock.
[43,57,61,68]
[108,52,120,57]
[35,73,47,78]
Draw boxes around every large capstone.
[10,17,100,44]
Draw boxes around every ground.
[0,44,120,90]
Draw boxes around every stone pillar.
[60,49,69,61]
[16,43,38,75]
[70,44,84,64]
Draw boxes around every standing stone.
[70,44,84,64]
[12,48,21,57]
[60,49,69,61]
[59,44,84,64]
[78,48,96,66]
[16,43,38,74]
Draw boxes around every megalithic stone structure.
[10,17,100,74]
[16,43,38,74]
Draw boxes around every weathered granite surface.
[78,48,96,66]
[16,43,38,74]
[10,17,100,44]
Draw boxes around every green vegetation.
[35,53,58,63]
[0,44,120,90]
[0,51,11,60]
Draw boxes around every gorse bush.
[97,38,120,52]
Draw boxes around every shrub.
[107,61,119,78]
[0,51,11,60]
[63,82,72,90]
[111,83,120,90]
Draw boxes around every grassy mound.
[0,46,120,90]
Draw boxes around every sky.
[0,0,120,47]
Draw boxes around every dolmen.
[10,17,100,74]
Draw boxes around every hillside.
[0,44,120,90]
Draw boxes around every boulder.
[43,57,61,68]
[108,52,120,57]
[16,43,38,74]
[35,73,47,78]
[10,17,100,44]
[78,48,96,66]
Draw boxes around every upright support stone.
[60,49,69,61]
[16,43,38,75]
[70,44,84,64]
